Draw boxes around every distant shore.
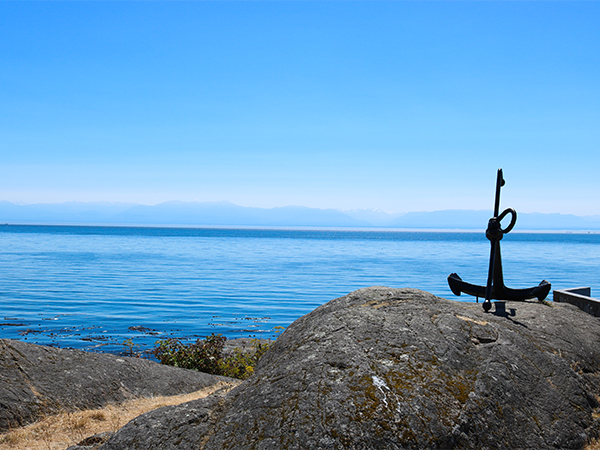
[4,221,600,234]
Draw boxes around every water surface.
[1,224,598,354]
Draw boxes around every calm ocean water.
[1,224,599,354]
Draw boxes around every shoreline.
[4,331,275,359]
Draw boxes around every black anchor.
[447,169,551,312]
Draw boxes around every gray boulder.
[0,338,231,431]
[99,287,600,449]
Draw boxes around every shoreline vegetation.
[152,334,275,380]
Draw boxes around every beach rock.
[99,287,600,449]
[66,431,114,450]
[0,338,231,432]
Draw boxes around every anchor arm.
[447,273,486,298]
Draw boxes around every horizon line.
[3,222,600,235]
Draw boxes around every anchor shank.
[489,240,505,299]
[493,169,505,217]
[485,240,496,301]
[493,242,504,292]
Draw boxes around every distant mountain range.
[2,200,600,230]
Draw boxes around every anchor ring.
[497,208,517,234]
[486,208,517,242]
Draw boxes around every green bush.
[153,334,270,380]
[219,342,270,379]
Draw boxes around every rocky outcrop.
[0,339,230,431]
[99,287,600,449]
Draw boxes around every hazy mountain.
[2,201,600,230]
[0,201,136,223]
[108,201,370,227]
[342,209,404,227]
[0,201,369,228]
[391,210,492,229]
[516,212,600,230]
[390,210,600,230]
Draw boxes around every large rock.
[99,287,600,449]
[0,338,231,431]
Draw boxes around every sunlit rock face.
[101,287,600,450]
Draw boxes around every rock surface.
[0,338,230,431]
[99,287,600,449]
[66,431,114,450]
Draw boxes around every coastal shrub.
[218,342,270,379]
[152,334,270,380]
[153,334,226,374]
[121,338,141,357]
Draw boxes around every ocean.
[1,224,599,355]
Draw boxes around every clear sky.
[1,2,599,215]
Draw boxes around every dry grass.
[0,381,238,450]
[587,439,600,450]
[589,396,600,450]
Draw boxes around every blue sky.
[1,2,599,215]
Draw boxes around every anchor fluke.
[447,273,551,302]
[447,169,551,311]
